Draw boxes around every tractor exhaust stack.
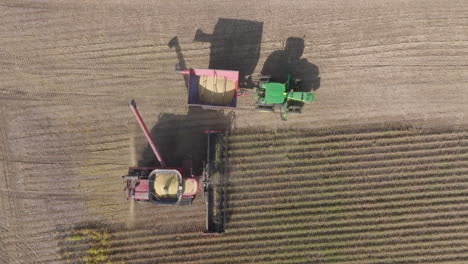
[129,100,166,168]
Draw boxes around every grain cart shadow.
[194,18,263,88]
[261,37,320,109]
[168,36,189,89]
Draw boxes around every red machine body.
[124,101,200,205]
[123,100,226,233]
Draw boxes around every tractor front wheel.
[258,75,271,82]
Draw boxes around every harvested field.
[0,0,467,263]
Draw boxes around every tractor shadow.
[261,37,320,109]
[169,18,263,89]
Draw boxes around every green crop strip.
[60,227,111,264]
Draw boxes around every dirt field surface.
[0,0,467,263]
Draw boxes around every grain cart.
[123,100,226,232]
[177,68,240,110]
[176,68,315,120]
[255,74,316,120]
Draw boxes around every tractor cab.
[257,81,287,104]
[255,74,316,120]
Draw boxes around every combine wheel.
[123,175,139,180]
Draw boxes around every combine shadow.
[261,37,320,108]
[138,107,234,174]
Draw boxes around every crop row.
[229,146,468,173]
[111,227,468,264]
[229,153,468,179]
[61,200,467,258]
[99,223,467,263]
[56,195,466,252]
[103,210,468,256]
[228,197,468,227]
[228,166,468,195]
[69,202,466,258]
[230,159,466,185]
[229,137,467,165]
[228,188,468,220]
[58,203,466,260]
[228,128,463,150]
[228,131,466,158]
[227,125,448,143]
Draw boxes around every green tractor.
[255,74,316,120]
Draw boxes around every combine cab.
[125,167,198,205]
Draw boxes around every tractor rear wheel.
[288,105,302,114]
[256,106,274,112]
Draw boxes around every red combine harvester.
[123,100,226,232]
